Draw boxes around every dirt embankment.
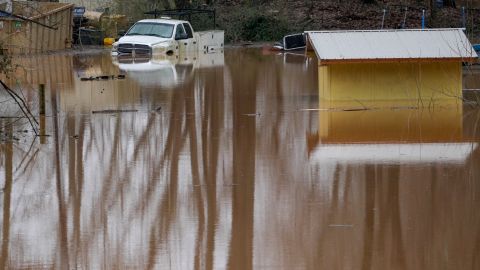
[212,0,479,42]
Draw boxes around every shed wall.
[319,62,462,105]
[0,5,73,54]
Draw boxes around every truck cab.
[112,18,223,56]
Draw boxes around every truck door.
[175,23,195,52]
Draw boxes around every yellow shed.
[306,29,478,109]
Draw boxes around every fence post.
[422,9,426,29]
[39,84,45,115]
[39,84,46,144]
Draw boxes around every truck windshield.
[126,23,174,38]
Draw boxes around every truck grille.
[118,43,152,55]
[117,55,150,64]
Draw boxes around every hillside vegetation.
[111,0,480,43]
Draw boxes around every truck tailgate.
[195,30,224,52]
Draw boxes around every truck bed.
[195,30,224,52]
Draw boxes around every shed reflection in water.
[0,49,479,269]
[307,109,480,270]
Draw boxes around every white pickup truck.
[111,18,224,56]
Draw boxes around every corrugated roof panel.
[341,32,374,60]
[370,32,406,59]
[306,29,478,64]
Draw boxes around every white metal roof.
[310,143,477,164]
[306,28,478,64]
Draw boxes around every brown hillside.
[212,0,479,42]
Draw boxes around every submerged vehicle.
[272,33,306,51]
[474,44,480,60]
[474,44,480,53]
[111,18,224,56]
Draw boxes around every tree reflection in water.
[0,50,479,269]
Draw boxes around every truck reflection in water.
[112,51,224,89]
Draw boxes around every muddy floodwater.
[1,48,480,269]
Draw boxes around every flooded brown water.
[0,48,480,269]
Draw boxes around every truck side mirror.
[175,32,188,40]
